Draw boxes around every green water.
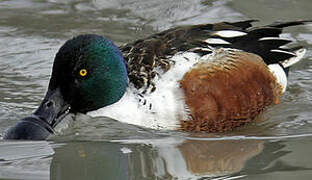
[0,0,312,179]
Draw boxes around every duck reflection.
[176,139,263,176]
[125,138,264,179]
[50,138,265,179]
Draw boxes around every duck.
[4,20,310,140]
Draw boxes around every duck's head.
[4,34,128,140]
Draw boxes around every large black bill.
[3,88,70,140]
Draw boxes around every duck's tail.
[280,47,306,69]
[228,20,310,93]
[265,20,310,69]
[198,20,311,75]
[268,47,306,93]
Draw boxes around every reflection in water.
[49,138,312,179]
[51,138,264,179]
[51,142,129,180]
[126,138,264,179]
[0,137,311,180]
[0,141,54,180]
[176,140,263,176]
[239,140,312,177]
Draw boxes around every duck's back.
[120,20,307,92]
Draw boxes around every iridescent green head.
[4,34,128,140]
[49,34,128,113]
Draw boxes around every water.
[0,0,312,179]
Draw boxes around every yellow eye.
[79,69,87,77]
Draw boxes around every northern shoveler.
[4,20,311,140]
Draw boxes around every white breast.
[87,52,200,130]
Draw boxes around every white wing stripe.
[204,38,231,45]
[211,30,247,38]
[270,49,296,56]
[259,37,290,41]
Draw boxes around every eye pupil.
[79,69,87,76]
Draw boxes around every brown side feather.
[179,49,283,132]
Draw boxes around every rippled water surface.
[0,0,312,179]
